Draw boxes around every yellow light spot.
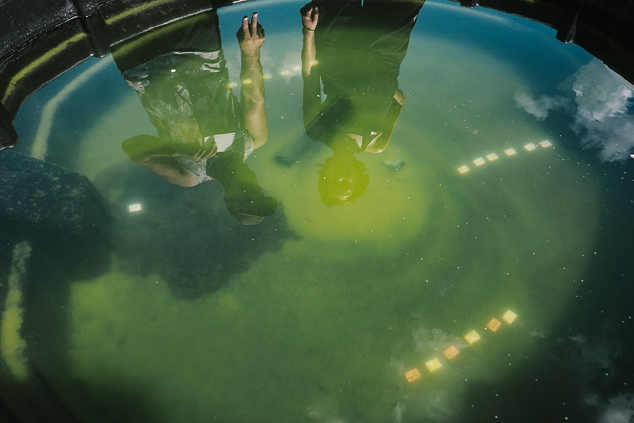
[443,345,459,360]
[473,158,486,166]
[487,318,502,332]
[404,368,421,382]
[503,310,517,324]
[504,148,516,156]
[241,79,253,85]
[227,82,238,89]
[458,165,470,174]
[524,143,536,151]
[465,330,481,344]
[425,358,442,372]
[280,70,290,76]
[539,140,552,148]
[486,153,499,161]
[263,74,273,80]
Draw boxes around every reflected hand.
[237,12,265,56]
[300,3,319,31]
[394,89,406,106]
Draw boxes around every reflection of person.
[300,0,423,205]
[113,11,276,224]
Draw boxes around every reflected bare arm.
[122,135,217,187]
[365,90,406,154]
[300,4,318,76]
[301,4,322,128]
[237,13,268,150]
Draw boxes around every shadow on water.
[0,228,167,423]
[95,162,298,299]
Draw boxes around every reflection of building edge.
[1,0,634,149]
[450,0,634,84]
[0,241,32,382]
[0,0,221,150]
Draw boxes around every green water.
[8,0,624,421]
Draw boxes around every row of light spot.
[457,140,553,175]
[227,63,313,88]
[404,309,518,383]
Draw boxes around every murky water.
[3,0,634,422]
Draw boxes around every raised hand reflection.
[300,0,423,205]
[113,11,276,225]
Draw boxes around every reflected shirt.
[123,50,254,183]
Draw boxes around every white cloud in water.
[573,60,632,122]
[515,59,634,162]
[412,325,466,354]
[567,327,634,423]
[571,60,634,162]
[513,89,568,121]
[599,394,634,423]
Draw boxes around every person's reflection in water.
[300,0,423,205]
[113,11,276,224]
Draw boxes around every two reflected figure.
[113,11,276,225]
[114,1,424,214]
[301,0,424,205]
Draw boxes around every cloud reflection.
[513,89,568,121]
[567,326,634,423]
[515,59,634,162]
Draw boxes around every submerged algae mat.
[68,17,600,422]
[69,146,599,423]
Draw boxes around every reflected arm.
[240,50,268,150]
[302,28,322,129]
[365,90,406,154]
[122,135,202,187]
[238,13,268,150]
